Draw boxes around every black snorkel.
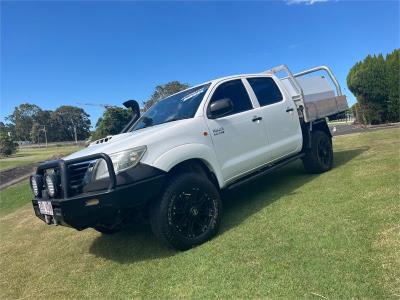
[121,100,141,133]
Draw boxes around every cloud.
[285,0,331,5]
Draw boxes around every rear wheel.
[302,130,333,173]
[150,172,221,251]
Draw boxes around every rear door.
[245,76,302,161]
[205,79,270,182]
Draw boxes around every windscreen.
[131,83,210,131]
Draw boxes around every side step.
[226,153,305,190]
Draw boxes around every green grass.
[0,181,31,216]
[0,145,83,171]
[0,129,399,299]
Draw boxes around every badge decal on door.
[212,127,225,136]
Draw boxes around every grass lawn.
[0,145,83,171]
[0,129,399,299]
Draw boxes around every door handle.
[252,116,262,122]
[286,107,294,112]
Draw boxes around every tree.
[30,110,52,143]
[386,49,400,121]
[30,122,41,144]
[50,106,91,142]
[347,49,399,124]
[0,122,15,137]
[143,81,190,111]
[7,103,42,141]
[0,131,18,156]
[92,107,132,140]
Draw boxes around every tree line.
[1,81,189,147]
[347,49,399,124]
[1,104,91,143]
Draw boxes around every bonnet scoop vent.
[90,135,113,146]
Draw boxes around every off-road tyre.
[302,130,333,174]
[150,172,221,251]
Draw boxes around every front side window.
[131,83,210,131]
[208,79,253,117]
[247,77,283,107]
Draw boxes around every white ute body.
[66,65,348,189]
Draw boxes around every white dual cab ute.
[30,64,348,250]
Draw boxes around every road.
[329,123,399,136]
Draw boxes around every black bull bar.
[35,152,116,199]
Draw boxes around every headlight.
[92,146,147,180]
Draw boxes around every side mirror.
[121,99,141,133]
[209,98,234,119]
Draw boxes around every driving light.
[85,198,99,206]
[45,174,58,197]
[30,175,43,197]
[92,146,147,180]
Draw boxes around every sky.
[1,0,399,128]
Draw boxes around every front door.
[205,79,269,182]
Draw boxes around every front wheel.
[150,172,221,251]
[302,130,333,174]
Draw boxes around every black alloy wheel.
[150,172,221,251]
[168,188,217,240]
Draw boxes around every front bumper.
[31,153,167,230]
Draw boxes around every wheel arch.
[313,119,332,138]
[168,159,220,190]
[152,144,224,189]
[302,118,332,150]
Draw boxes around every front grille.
[68,161,92,195]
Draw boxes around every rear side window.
[209,79,252,117]
[247,77,283,106]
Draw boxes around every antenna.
[76,102,119,109]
